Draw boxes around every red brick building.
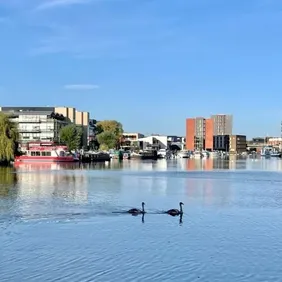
[185,117,214,151]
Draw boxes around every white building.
[2,109,68,144]
[0,106,91,148]
[138,135,168,150]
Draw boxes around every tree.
[60,124,82,151]
[96,131,117,150]
[96,120,123,149]
[0,113,19,163]
[96,120,123,138]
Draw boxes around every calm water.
[1,157,282,282]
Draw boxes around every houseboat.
[14,142,78,164]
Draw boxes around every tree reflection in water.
[0,166,18,198]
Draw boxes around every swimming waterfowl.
[128,202,145,214]
[166,202,184,216]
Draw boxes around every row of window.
[30,151,52,156]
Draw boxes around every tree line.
[0,112,123,164]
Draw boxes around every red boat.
[14,142,79,164]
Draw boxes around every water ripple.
[2,159,282,281]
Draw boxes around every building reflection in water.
[229,156,247,170]
[246,157,282,172]
[184,159,232,207]
[185,177,231,207]
[14,163,88,203]
[185,159,231,171]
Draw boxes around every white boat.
[157,149,167,159]
[209,151,219,158]
[178,150,190,158]
[202,151,209,159]
[193,150,203,159]
[261,146,281,157]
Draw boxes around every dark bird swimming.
[128,202,145,214]
[166,202,184,216]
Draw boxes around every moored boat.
[178,150,190,158]
[14,142,78,164]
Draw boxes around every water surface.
[1,158,282,281]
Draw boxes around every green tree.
[97,120,123,137]
[96,131,117,150]
[0,113,19,163]
[60,124,82,151]
[96,120,123,149]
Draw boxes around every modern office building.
[185,117,213,151]
[211,114,233,135]
[0,106,91,148]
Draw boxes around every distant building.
[167,135,185,150]
[0,106,91,148]
[213,135,230,151]
[138,135,167,150]
[185,117,213,151]
[267,137,282,146]
[121,132,145,148]
[229,135,247,154]
[211,114,233,135]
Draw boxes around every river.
[1,158,282,281]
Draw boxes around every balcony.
[19,129,41,133]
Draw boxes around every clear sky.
[0,0,282,138]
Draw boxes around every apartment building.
[229,135,247,154]
[185,117,213,151]
[213,135,230,151]
[211,114,233,135]
[0,106,91,148]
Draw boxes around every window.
[42,151,51,156]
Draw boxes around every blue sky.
[0,0,282,138]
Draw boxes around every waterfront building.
[0,106,91,148]
[186,114,234,151]
[213,135,230,151]
[229,135,247,154]
[121,132,145,148]
[167,135,185,150]
[185,117,213,151]
[138,135,168,150]
[213,134,247,154]
[211,114,233,135]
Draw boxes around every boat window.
[31,151,36,156]
[36,151,40,156]
[41,151,51,156]
[59,151,65,157]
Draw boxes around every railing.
[19,129,41,133]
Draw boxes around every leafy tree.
[0,113,19,163]
[60,124,82,151]
[96,120,123,149]
[96,131,117,150]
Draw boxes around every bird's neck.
[180,205,183,212]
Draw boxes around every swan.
[128,202,145,214]
[166,202,184,216]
